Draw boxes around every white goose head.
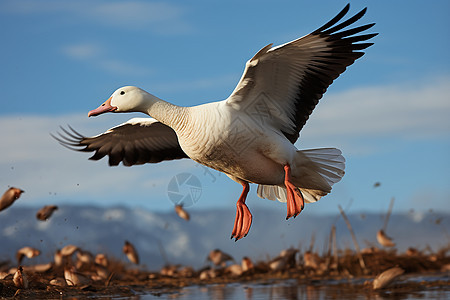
[88,86,152,117]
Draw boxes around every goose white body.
[55,4,376,240]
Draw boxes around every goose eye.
[120,91,125,95]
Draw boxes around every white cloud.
[61,44,102,60]
[61,42,152,76]
[2,1,191,76]
[299,76,450,150]
[152,74,238,94]
[0,0,78,14]
[1,0,192,34]
[87,2,191,34]
[98,59,150,76]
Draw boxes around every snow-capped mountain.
[0,205,447,270]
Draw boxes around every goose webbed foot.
[230,182,252,241]
[284,164,305,220]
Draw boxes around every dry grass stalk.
[338,205,366,271]
[332,225,339,269]
[308,232,316,252]
[382,197,395,231]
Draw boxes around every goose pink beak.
[88,97,117,117]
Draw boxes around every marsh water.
[112,274,449,300]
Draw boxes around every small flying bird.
[405,247,420,256]
[279,248,298,268]
[16,247,40,264]
[54,4,376,240]
[178,266,195,278]
[25,263,52,273]
[269,256,288,272]
[377,229,395,248]
[76,250,95,269]
[95,253,109,267]
[0,187,24,212]
[373,267,404,290]
[225,264,243,277]
[60,244,79,256]
[207,249,234,267]
[199,268,217,280]
[94,264,110,280]
[441,264,450,272]
[303,251,321,269]
[269,249,298,271]
[64,267,91,286]
[174,204,190,221]
[13,266,29,289]
[54,249,63,267]
[49,278,67,287]
[36,205,58,221]
[123,240,139,264]
[241,256,254,272]
[160,265,178,277]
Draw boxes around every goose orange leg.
[231,182,252,241]
[284,164,304,219]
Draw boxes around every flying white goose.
[54,4,376,241]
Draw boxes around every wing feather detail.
[52,118,188,166]
[226,4,377,143]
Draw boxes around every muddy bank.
[1,247,449,298]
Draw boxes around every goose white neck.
[144,94,188,131]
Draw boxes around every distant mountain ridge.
[1,205,448,269]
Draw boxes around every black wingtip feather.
[53,123,189,167]
[66,124,85,138]
[322,7,367,35]
[341,33,378,44]
[59,125,83,141]
[284,5,376,143]
[351,42,375,50]
[312,4,350,34]
[50,131,84,150]
[329,23,376,40]
[51,138,80,152]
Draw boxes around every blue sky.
[1,0,449,217]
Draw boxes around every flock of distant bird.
[0,241,142,289]
[0,187,58,221]
[0,186,442,292]
[1,187,142,289]
[0,178,398,291]
[1,187,190,222]
[1,242,410,291]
